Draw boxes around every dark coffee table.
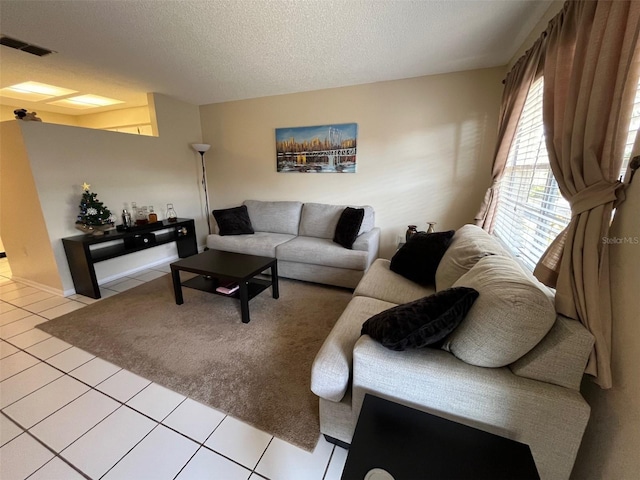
[170,249,279,323]
[341,394,539,480]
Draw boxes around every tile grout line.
[2,265,324,479]
[322,445,337,480]
[4,329,253,472]
[250,436,274,478]
[14,361,248,477]
[1,410,92,480]
[189,416,260,474]
[0,365,64,410]
[96,420,163,480]
[171,445,204,480]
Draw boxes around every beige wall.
[1,104,151,133]
[199,68,504,259]
[74,106,150,130]
[0,93,206,295]
[0,121,62,290]
[571,180,640,480]
[0,104,79,126]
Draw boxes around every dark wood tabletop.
[341,394,539,480]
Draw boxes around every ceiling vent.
[0,35,55,57]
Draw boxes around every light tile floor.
[0,257,348,480]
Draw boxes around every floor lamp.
[191,143,212,235]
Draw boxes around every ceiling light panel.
[0,81,77,101]
[48,94,124,108]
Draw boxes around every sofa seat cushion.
[443,255,556,368]
[435,224,508,291]
[206,232,295,258]
[299,203,375,239]
[276,236,369,270]
[243,200,303,235]
[311,296,396,402]
[354,259,435,305]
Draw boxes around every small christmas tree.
[76,182,113,227]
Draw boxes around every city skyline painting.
[275,123,357,173]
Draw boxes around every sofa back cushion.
[435,224,508,291]
[243,200,303,235]
[443,255,556,367]
[299,203,375,239]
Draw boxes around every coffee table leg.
[171,267,184,305]
[239,282,250,323]
[271,262,279,299]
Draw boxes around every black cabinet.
[62,218,197,299]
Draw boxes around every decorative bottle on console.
[166,203,178,223]
[405,225,418,242]
[121,209,131,229]
[131,202,138,221]
[148,206,158,223]
[135,206,148,226]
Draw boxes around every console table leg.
[271,262,279,299]
[171,268,184,305]
[239,282,250,323]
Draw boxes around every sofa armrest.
[509,315,594,390]
[352,227,380,269]
[311,296,396,402]
[351,335,590,480]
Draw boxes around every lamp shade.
[191,143,211,153]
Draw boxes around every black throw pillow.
[390,230,455,284]
[361,287,479,351]
[212,205,255,236]
[333,207,365,249]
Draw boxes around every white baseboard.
[97,255,180,286]
[10,276,66,297]
[9,246,205,298]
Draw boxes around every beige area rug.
[37,274,353,451]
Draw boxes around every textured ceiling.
[0,0,553,115]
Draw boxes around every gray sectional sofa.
[311,224,594,480]
[206,200,380,288]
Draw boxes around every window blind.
[493,78,640,271]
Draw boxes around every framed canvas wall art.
[276,123,357,173]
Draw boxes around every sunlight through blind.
[493,78,640,271]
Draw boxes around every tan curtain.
[474,40,544,232]
[533,0,640,389]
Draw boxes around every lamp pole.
[191,143,212,235]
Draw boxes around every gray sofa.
[311,224,594,480]
[206,200,380,288]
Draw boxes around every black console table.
[62,218,197,299]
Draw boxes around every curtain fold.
[474,40,544,232]
[533,0,640,389]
